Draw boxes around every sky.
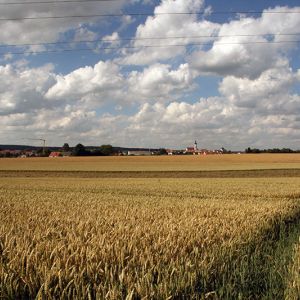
[0,0,300,150]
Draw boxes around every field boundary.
[1,169,300,178]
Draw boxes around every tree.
[99,145,114,156]
[73,143,88,156]
[245,147,251,153]
[37,147,50,157]
[157,148,168,155]
[62,143,70,152]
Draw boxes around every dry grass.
[1,177,300,299]
[0,153,300,171]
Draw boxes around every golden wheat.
[285,238,300,300]
[1,177,300,298]
[0,153,300,171]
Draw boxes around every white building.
[127,150,151,156]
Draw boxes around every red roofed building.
[49,152,62,157]
[185,141,201,154]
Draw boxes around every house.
[166,149,173,155]
[62,151,72,157]
[0,150,12,157]
[185,141,201,155]
[0,150,21,157]
[24,150,36,157]
[127,150,151,156]
[49,152,62,157]
[185,147,195,153]
[184,141,224,155]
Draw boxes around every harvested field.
[1,153,300,171]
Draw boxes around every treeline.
[71,144,168,156]
[0,143,168,157]
[245,147,300,153]
[70,144,115,156]
[0,143,116,157]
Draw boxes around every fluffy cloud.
[121,0,220,65]
[121,3,300,78]
[127,98,240,148]
[125,66,300,149]
[1,59,300,149]
[128,63,195,101]
[0,63,56,115]
[46,61,196,105]
[46,61,125,106]
[1,2,300,149]
[220,66,300,109]
[222,66,300,124]
[127,101,300,149]
[0,60,200,145]
[189,6,300,78]
[0,107,100,146]
[0,0,129,48]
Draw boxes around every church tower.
[194,140,198,151]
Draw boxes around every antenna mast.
[24,138,46,155]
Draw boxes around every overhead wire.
[0,4,299,55]
[1,39,299,56]
[0,11,299,21]
[0,0,118,4]
[0,32,300,48]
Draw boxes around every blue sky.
[0,0,299,150]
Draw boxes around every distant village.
[0,141,229,158]
[0,141,298,158]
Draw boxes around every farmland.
[0,155,300,299]
[1,153,300,171]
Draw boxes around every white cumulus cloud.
[189,6,300,78]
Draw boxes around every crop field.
[1,174,300,299]
[0,155,300,298]
[1,153,300,171]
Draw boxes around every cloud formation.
[0,0,128,46]
[189,6,300,78]
[121,0,220,65]
[0,0,300,149]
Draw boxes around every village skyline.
[1,139,299,158]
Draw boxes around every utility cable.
[1,39,299,56]
[0,0,118,4]
[1,33,299,48]
[0,11,299,21]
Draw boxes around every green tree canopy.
[73,144,88,156]
[99,145,114,156]
[62,143,70,152]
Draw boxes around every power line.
[0,11,300,21]
[1,39,299,56]
[1,32,300,48]
[0,0,118,4]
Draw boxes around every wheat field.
[286,238,300,299]
[1,176,300,299]
[1,153,300,171]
